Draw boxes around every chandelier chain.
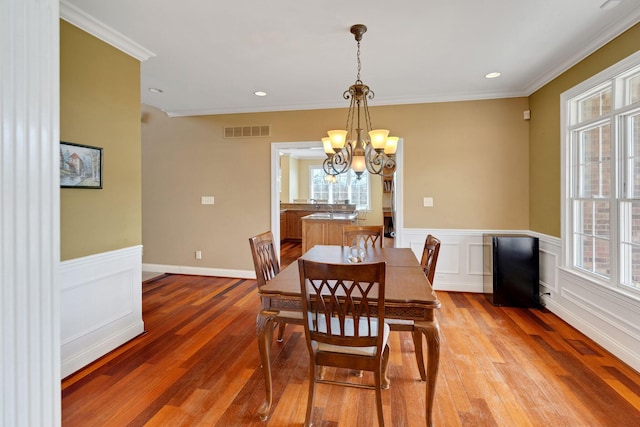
[356,40,361,82]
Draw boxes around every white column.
[1,0,60,425]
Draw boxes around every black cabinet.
[483,234,540,308]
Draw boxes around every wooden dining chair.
[387,234,441,381]
[342,224,384,248]
[420,234,441,284]
[249,231,302,342]
[298,259,389,427]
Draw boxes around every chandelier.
[322,24,398,180]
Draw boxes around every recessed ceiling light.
[148,87,163,93]
[485,72,501,79]
[254,91,267,97]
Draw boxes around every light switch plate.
[201,196,214,205]
[423,197,433,207]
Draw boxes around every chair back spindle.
[420,234,441,284]
[342,225,384,248]
[249,231,280,289]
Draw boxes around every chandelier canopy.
[323,24,398,180]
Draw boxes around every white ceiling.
[62,0,640,118]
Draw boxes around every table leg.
[415,319,440,427]
[412,329,427,381]
[256,310,277,421]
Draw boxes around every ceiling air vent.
[224,125,271,138]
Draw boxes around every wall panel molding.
[60,246,144,378]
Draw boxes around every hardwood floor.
[279,239,302,269]
[62,265,640,426]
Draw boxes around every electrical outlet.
[195,250,202,259]
[201,196,214,205]
[423,197,433,207]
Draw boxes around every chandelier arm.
[362,92,373,136]
[343,88,351,134]
[347,91,357,142]
[364,145,383,175]
[379,157,396,177]
[325,142,353,176]
[364,146,396,176]
[323,157,339,176]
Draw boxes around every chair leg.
[276,322,286,342]
[381,344,390,389]
[373,370,386,427]
[305,363,317,427]
[412,330,427,381]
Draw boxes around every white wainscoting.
[399,228,640,372]
[60,245,144,378]
[397,228,520,293]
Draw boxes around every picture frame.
[60,141,103,189]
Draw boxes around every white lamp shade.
[352,154,366,173]
[327,130,348,151]
[384,136,398,154]
[321,137,333,154]
[368,129,390,150]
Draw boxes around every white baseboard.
[543,295,640,372]
[142,263,254,279]
[60,245,144,378]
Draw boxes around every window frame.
[562,49,640,295]
[308,165,371,210]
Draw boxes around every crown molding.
[524,6,640,95]
[59,0,155,62]
[162,90,526,117]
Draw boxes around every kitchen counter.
[280,203,356,241]
[301,212,358,221]
[301,212,357,252]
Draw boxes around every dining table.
[256,245,442,426]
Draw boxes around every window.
[564,53,640,292]
[309,166,370,210]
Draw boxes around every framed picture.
[60,141,103,189]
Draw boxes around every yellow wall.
[60,21,142,260]
[529,23,640,237]
[385,100,530,229]
[141,96,529,270]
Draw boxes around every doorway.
[270,140,403,256]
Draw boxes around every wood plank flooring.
[62,248,640,426]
